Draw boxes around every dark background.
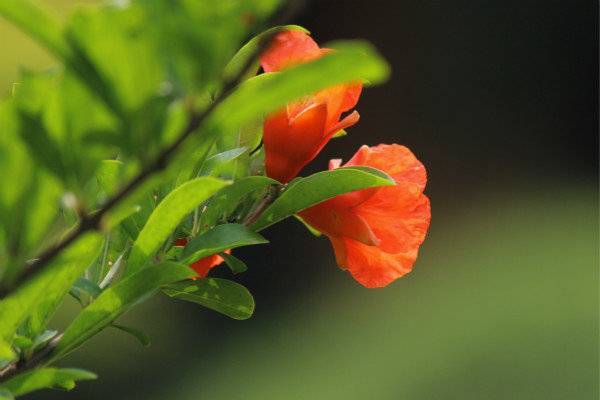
[1,1,596,399]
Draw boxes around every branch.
[0,3,297,299]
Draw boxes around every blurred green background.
[1,1,598,399]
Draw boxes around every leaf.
[0,389,13,400]
[0,368,96,396]
[50,261,192,361]
[200,176,278,227]
[96,159,124,196]
[0,0,70,60]
[199,147,247,176]
[126,177,229,275]
[210,40,390,134]
[0,340,15,366]
[220,252,248,274]
[250,167,395,232]
[111,324,150,347]
[0,233,102,342]
[12,336,32,352]
[69,278,102,305]
[163,278,255,320]
[30,330,58,354]
[181,224,268,264]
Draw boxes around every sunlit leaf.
[0,0,69,60]
[181,223,268,264]
[163,278,255,320]
[0,368,96,396]
[126,177,229,275]
[0,233,102,342]
[50,261,192,361]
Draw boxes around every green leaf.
[126,177,229,275]
[69,278,102,305]
[12,336,32,352]
[181,223,268,264]
[96,159,124,196]
[250,167,394,232]
[0,388,13,400]
[111,324,150,347]
[0,233,102,342]
[200,176,278,227]
[163,278,255,320]
[30,330,58,354]
[199,147,247,176]
[50,261,192,361]
[0,368,96,396]
[0,0,70,60]
[0,340,15,366]
[210,40,390,134]
[220,252,248,274]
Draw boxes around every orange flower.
[260,29,363,183]
[174,238,230,279]
[298,144,431,288]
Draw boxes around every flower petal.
[299,205,379,246]
[264,102,328,183]
[353,144,430,252]
[260,30,320,73]
[341,238,419,288]
[190,253,227,279]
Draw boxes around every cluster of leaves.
[0,0,390,397]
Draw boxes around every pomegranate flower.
[298,144,431,288]
[260,29,363,183]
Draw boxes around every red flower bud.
[299,144,431,288]
[260,29,362,183]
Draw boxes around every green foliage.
[180,224,268,264]
[0,368,96,396]
[164,278,255,320]
[0,233,102,342]
[0,0,392,395]
[50,261,193,361]
[126,177,229,275]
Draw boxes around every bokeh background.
[1,1,598,399]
